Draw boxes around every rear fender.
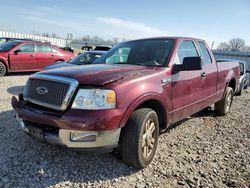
[224,70,237,95]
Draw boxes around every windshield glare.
[68,52,103,65]
[0,41,20,52]
[95,39,174,66]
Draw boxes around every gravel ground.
[0,74,249,188]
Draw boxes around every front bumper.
[12,96,124,151]
[16,116,121,151]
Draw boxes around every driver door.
[171,40,205,123]
[9,44,36,71]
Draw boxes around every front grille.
[23,74,79,110]
[25,79,69,106]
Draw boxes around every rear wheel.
[119,108,159,169]
[0,62,6,76]
[215,87,233,115]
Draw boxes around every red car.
[0,40,74,76]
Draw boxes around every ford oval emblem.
[36,86,48,95]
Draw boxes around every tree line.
[217,38,250,52]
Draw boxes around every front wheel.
[0,62,6,76]
[119,108,159,169]
[215,87,234,115]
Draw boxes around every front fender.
[119,92,169,128]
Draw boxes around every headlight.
[72,89,116,109]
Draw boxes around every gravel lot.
[0,74,249,188]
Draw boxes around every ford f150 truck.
[12,37,240,169]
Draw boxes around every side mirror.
[13,49,21,55]
[173,56,202,73]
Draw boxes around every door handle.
[30,54,34,57]
[201,72,206,79]
[51,54,55,57]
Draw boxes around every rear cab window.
[197,41,212,64]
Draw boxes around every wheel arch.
[227,78,236,92]
[119,93,169,131]
[0,59,8,73]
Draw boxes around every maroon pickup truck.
[12,37,240,169]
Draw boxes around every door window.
[173,41,198,65]
[198,42,212,64]
[18,44,35,52]
[36,44,52,52]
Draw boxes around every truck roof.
[126,36,205,43]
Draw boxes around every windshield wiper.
[132,63,162,67]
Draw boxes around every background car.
[44,50,106,70]
[81,45,111,51]
[0,37,34,44]
[237,61,249,95]
[0,40,74,76]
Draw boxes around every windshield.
[0,41,21,52]
[95,39,174,66]
[68,52,103,65]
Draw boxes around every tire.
[119,108,159,169]
[215,87,234,115]
[0,62,6,76]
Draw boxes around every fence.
[0,31,68,47]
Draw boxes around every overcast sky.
[1,0,250,45]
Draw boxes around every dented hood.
[38,64,157,86]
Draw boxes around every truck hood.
[38,64,158,86]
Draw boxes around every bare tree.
[228,38,246,51]
[217,42,230,51]
[242,45,250,52]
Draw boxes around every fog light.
[70,132,98,142]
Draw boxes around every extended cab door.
[9,44,36,70]
[196,41,218,106]
[35,44,55,69]
[171,40,205,123]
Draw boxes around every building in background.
[213,50,250,70]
